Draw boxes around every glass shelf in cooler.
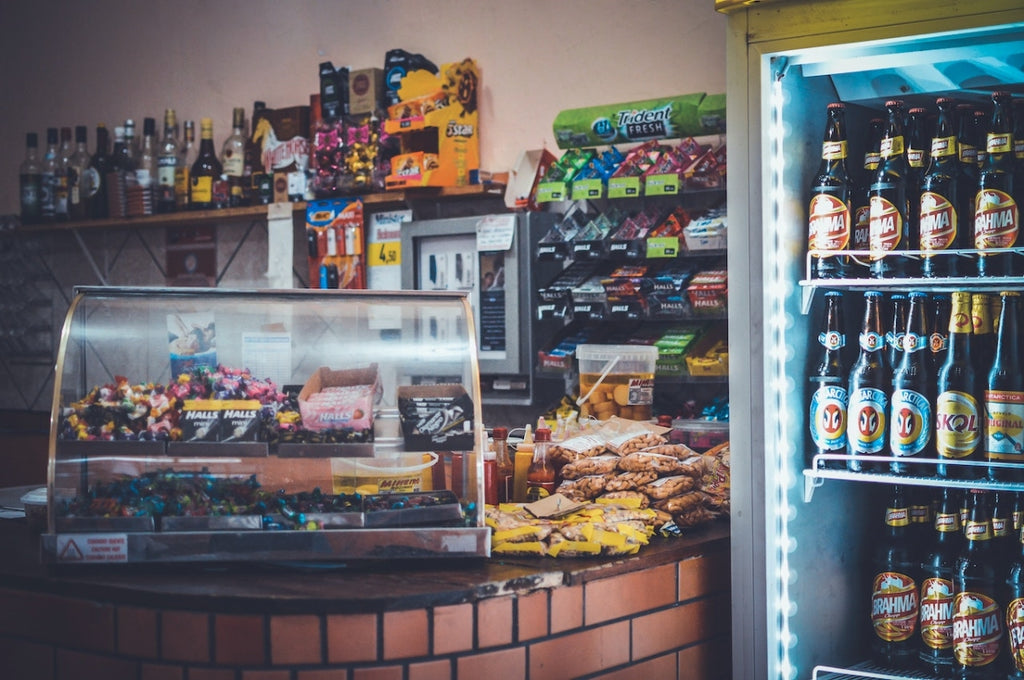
[812,662,938,680]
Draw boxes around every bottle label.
[853,205,871,252]
[821,140,847,160]
[964,520,993,541]
[890,388,931,457]
[848,387,887,455]
[930,331,949,354]
[908,147,925,168]
[935,512,959,533]
[868,196,902,258]
[223,155,244,177]
[175,167,191,205]
[880,135,905,159]
[985,390,1024,462]
[809,385,847,452]
[960,145,978,165]
[920,576,955,651]
[992,516,1009,538]
[191,176,213,204]
[931,136,957,158]
[1008,598,1024,672]
[859,331,884,353]
[919,191,957,251]
[808,194,851,251]
[525,482,554,503]
[953,591,1002,668]
[818,329,845,350]
[974,189,1019,249]
[157,156,176,188]
[935,390,981,459]
[871,571,918,642]
[987,133,1012,155]
[83,168,100,199]
[902,331,927,353]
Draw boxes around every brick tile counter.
[0,519,730,680]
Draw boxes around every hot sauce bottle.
[525,427,555,502]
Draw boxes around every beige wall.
[0,0,727,215]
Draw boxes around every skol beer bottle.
[847,291,889,473]
[936,291,982,479]
[1004,517,1024,679]
[808,291,848,468]
[870,100,914,278]
[986,291,1024,483]
[953,489,1004,677]
[808,103,854,279]
[890,292,934,476]
[975,91,1020,278]
[920,486,962,677]
[872,485,920,669]
[921,98,976,278]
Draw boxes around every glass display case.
[40,286,488,564]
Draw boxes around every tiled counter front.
[0,521,730,680]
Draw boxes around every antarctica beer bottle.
[808,291,848,468]
[889,292,933,476]
[847,291,889,473]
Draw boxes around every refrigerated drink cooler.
[722,2,1024,679]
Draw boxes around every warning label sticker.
[56,534,128,563]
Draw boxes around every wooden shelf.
[14,183,508,234]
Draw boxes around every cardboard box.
[298,365,379,438]
[397,384,475,451]
[349,67,385,114]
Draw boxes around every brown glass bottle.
[975,91,1020,277]
[919,486,962,677]
[887,293,909,374]
[852,118,884,276]
[871,485,920,669]
[870,100,914,278]
[808,102,854,279]
[87,124,111,219]
[847,291,889,473]
[189,117,223,210]
[929,293,952,381]
[935,292,982,479]
[889,292,933,475]
[986,291,1024,483]
[808,291,848,468]
[1004,510,1024,679]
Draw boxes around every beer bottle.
[1014,98,1024,181]
[887,293,909,374]
[871,484,920,669]
[906,105,930,207]
[921,98,975,278]
[870,99,914,278]
[936,291,983,479]
[991,491,1015,569]
[957,103,981,184]
[920,486,962,677]
[808,103,854,279]
[973,109,990,170]
[1006,518,1024,679]
[808,291,848,468]
[910,487,934,556]
[985,291,1024,483]
[890,291,933,476]
[930,293,952,381]
[975,91,1020,278]
[953,489,1005,677]
[972,293,996,380]
[847,291,890,473]
[852,118,884,275]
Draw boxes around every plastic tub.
[576,344,658,421]
[331,453,439,495]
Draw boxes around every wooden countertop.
[0,516,729,615]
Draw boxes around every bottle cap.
[484,450,496,461]
[521,424,533,444]
[492,427,508,440]
[535,427,552,443]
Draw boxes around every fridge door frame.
[725,2,1024,679]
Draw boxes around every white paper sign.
[476,214,516,252]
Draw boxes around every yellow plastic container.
[576,344,658,421]
[331,453,438,495]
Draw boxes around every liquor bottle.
[889,291,933,475]
[156,109,179,213]
[221,107,247,207]
[971,293,996,379]
[847,291,889,473]
[18,132,42,225]
[55,126,72,221]
[887,293,909,373]
[135,117,157,216]
[87,124,111,219]
[921,98,975,278]
[953,489,1005,677]
[808,291,848,468]
[525,427,555,502]
[975,91,1020,278]
[122,118,138,180]
[852,118,884,275]
[957,103,980,184]
[175,120,195,210]
[492,426,514,503]
[871,485,920,669]
[189,117,222,210]
[107,125,130,217]
[986,291,1024,483]
[935,291,982,479]
[929,293,952,381]
[1005,513,1024,679]
[40,127,59,222]
[66,125,91,221]
[807,102,854,279]
[870,99,914,278]
[920,487,962,676]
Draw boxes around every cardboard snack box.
[397,384,475,451]
[298,365,380,438]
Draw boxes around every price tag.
[646,236,680,258]
[536,182,567,202]
[571,179,604,200]
[645,173,680,195]
[608,176,641,198]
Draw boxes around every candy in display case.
[41,286,489,564]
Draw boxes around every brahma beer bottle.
[847,291,889,473]
[890,292,933,476]
[986,291,1024,483]
[935,291,982,479]
[872,485,920,669]
[953,489,1004,678]
[870,99,914,278]
[1005,517,1024,679]
[919,486,962,677]
[975,91,1020,278]
[852,118,884,276]
[808,103,854,279]
[921,98,975,278]
[807,291,848,468]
